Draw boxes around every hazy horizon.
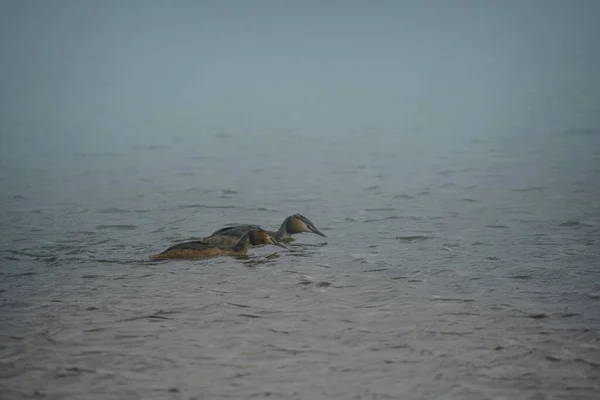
[1,0,599,154]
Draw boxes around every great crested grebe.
[151,228,285,260]
[207,213,326,244]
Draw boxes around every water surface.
[1,1,600,399]
[2,128,599,399]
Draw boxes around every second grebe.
[151,228,285,260]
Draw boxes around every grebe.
[151,228,285,260]
[207,213,326,243]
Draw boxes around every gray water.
[2,1,600,399]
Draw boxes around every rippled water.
[1,128,600,399]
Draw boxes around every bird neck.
[275,219,291,239]
[231,233,250,254]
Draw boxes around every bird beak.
[308,224,327,237]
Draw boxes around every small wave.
[237,312,263,319]
[227,302,251,308]
[8,271,36,277]
[363,268,387,273]
[285,198,318,203]
[364,216,402,223]
[269,328,291,335]
[509,274,533,280]
[7,249,48,258]
[95,224,138,230]
[486,224,508,228]
[432,330,473,336]
[393,194,414,200]
[462,197,478,202]
[511,186,546,192]
[178,204,238,209]
[429,296,475,303]
[256,207,279,212]
[559,313,580,318]
[559,220,594,228]
[263,344,317,355]
[97,207,130,214]
[437,182,459,189]
[364,207,395,211]
[395,235,430,242]
[528,313,549,319]
[574,357,600,368]
[117,314,173,322]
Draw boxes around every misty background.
[1,1,600,398]
[2,0,599,212]
[1,0,599,153]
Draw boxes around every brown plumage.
[150,229,285,260]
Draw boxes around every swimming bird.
[207,213,326,243]
[150,228,286,260]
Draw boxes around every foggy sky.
[1,0,599,154]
